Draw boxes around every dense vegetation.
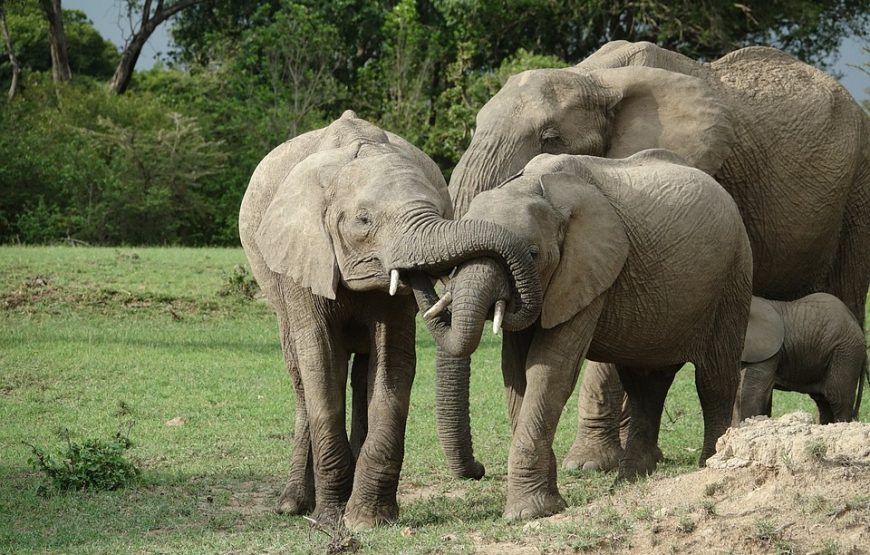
[1,0,868,245]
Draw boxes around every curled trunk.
[395,215,542,347]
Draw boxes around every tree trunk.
[0,4,21,98]
[39,0,71,83]
[109,0,204,94]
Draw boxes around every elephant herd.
[238,41,870,530]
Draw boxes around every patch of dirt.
[475,412,870,554]
[398,482,468,504]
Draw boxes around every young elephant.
[239,111,540,529]
[735,293,868,423]
[414,149,753,520]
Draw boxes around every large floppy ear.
[538,172,629,329]
[741,297,785,363]
[591,66,735,176]
[254,144,359,299]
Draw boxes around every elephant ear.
[538,172,629,329]
[591,66,735,176]
[741,297,785,363]
[255,144,360,299]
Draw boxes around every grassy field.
[1,246,867,554]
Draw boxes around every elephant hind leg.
[276,323,316,515]
[818,345,866,423]
[616,364,680,481]
[349,353,369,461]
[562,362,627,473]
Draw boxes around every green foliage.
[0,2,118,82]
[1,0,868,245]
[218,264,259,300]
[27,428,140,493]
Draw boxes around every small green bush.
[219,264,259,300]
[27,429,140,493]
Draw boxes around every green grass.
[1,246,867,554]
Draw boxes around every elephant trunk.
[435,351,484,479]
[395,215,542,350]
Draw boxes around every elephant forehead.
[337,153,446,204]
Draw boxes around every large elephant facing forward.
[415,150,753,520]
[447,41,870,473]
[239,111,541,529]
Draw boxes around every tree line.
[1,0,867,245]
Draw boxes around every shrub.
[27,429,140,493]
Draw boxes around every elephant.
[447,40,870,473]
[413,149,754,520]
[734,293,868,424]
[238,111,541,529]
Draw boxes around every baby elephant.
[735,293,868,424]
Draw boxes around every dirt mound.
[477,412,870,554]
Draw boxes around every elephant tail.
[852,351,868,421]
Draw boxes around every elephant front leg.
[344,302,416,530]
[615,365,680,481]
[504,305,599,521]
[562,362,628,472]
[295,331,354,524]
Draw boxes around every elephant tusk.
[389,269,400,296]
[493,300,506,335]
[423,291,452,319]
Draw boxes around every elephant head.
[449,59,735,217]
[417,152,634,478]
[250,111,542,326]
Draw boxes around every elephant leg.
[825,196,870,330]
[694,353,741,465]
[287,301,353,524]
[504,301,600,521]
[819,345,865,423]
[349,353,369,461]
[615,365,680,481]
[275,314,315,516]
[562,362,627,472]
[344,300,416,530]
[732,358,778,424]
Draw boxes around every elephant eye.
[528,245,539,260]
[541,128,562,144]
[355,210,372,226]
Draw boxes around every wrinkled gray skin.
[416,150,753,520]
[734,294,868,424]
[448,41,870,474]
[238,111,541,530]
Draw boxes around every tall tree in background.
[38,0,70,82]
[0,1,22,98]
[110,0,205,94]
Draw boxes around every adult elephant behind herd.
[444,42,870,475]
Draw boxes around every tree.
[38,0,70,82]
[110,0,205,94]
[0,1,21,98]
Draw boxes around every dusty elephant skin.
[415,150,754,520]
[238,111,540,530]
[734,293,868,424]
[447,40,870,474]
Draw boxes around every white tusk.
[389,269,400,296]
[493,300,506,335]
[423,291,452,319]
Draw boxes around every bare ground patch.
[474,412,870,554]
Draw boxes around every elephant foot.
[308,503,346,527]
[343,499,399,531]
[452,459,486,480]
[616,450,659,482]
[275,482,314,515]
[504,491,567,521]
[562,440,623,472]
